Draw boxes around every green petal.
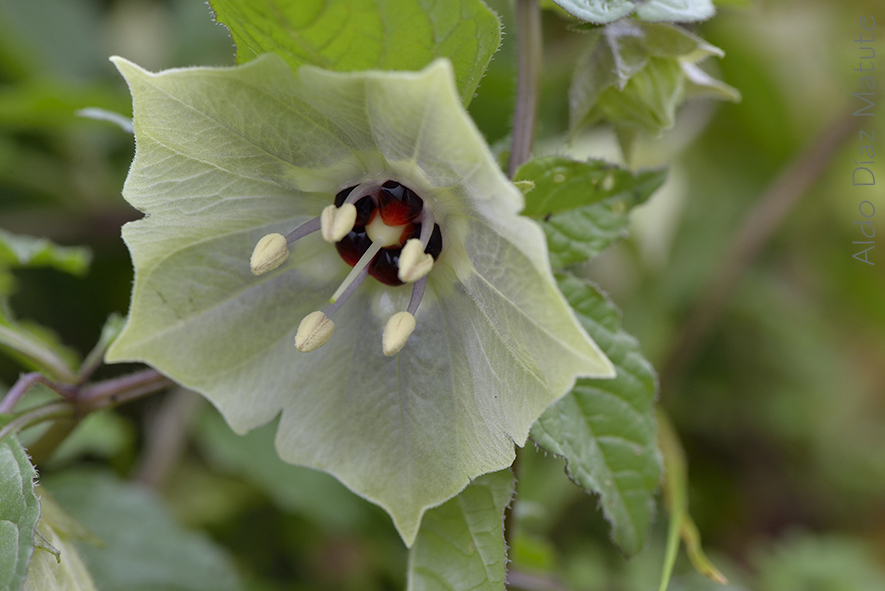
[106,55,612,545]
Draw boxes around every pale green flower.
[106,54,614,544]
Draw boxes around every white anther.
[382,311,416,356]
[320,203,357,243]
[295,311,334,352]
[250,233,289,275]
[397,239,434,283]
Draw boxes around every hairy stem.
[507,0,542,179]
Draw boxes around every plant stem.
[0,372,77,414]
[507,0,542,179]
[77,368,172,406]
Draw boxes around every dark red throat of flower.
[333,181,442,286]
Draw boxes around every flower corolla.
[106,54,614,544]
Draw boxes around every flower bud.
[250,233,289,275]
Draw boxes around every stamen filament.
[407,276,427,315]
[330,240,384,303]
[327,266,369,317]
[418,208,435,247]
[286,217,321,244]
[342,182,381,206]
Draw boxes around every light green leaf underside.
[107,55,611,545]
[515,156,666,218]
[531,274,661,555]
[0,432,40,591]
[209,0,501,106]
[44,470,241,591]
[407,470,514,591]
[551,0,713,23]
[532,161,666,269]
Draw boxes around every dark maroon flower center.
[334,181,442,286]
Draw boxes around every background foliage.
[1,0,884,589]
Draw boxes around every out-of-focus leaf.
[549,0,713,24]
[195,410,373,531]
[531,275,661,555]
[209,0,501,106]
[753,533,885,591]
[0,302,78,382]
[0,427,40,591]
[45,410,134,468]
[515,156,666,218]
[44,470,241,591]
[76,108,133,133]
[407,470,514,591]
[537,165,666,269]
[0,81,129,129]
[0,230,91,277]
[0,0,105,81]
[23,491,100,591]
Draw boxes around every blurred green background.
[1,0,884,590]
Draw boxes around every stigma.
[250,180,443,355]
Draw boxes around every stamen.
[407,276,427,316]
[397,239,434,283]
[418,208,435,247]
[341,181,382,206]
[320,204,357,243]
[250,233,289,275]
[382,311,416,356]
[330,240,384,303]
[295,310,334,352]
[326,265,368,317]
[285,217,321,244]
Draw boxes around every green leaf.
[407,470,514,591]
[531,275,661,555]
[550,0,713,23]
[208,0,501,106]
[536,164,666,269]
[515,156,665,218]
[106,54,613,545]
[23,492,100,591]
[195,409,373,531]
[0,431,40,591]
[569,22,738,138]
[43,470,241,591]
[0,230,91,277]
[0,301,78,382]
